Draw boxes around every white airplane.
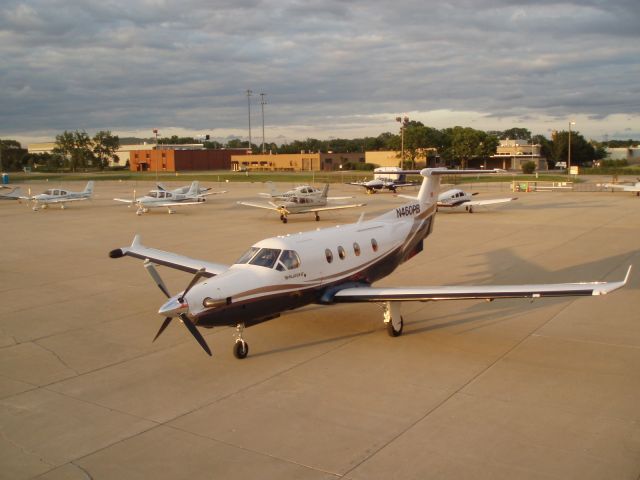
[29,181,94,211]
[600,179,640,196]
[156,182,227,197]
[109,168,630,359]
[258,182,352,201]
[114,181,208,215]
[436,188,518,213]
[238,184,365,223]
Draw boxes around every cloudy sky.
[1,0,639,146]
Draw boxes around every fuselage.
[173,202,435,328]
[437,188,473,207]
[138,189,205,207]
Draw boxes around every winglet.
[132,234,142,248]
[624,264,633,285]
[592,265,632,295]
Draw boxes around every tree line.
[1,125,635,172]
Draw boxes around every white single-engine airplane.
[109,168,630,360]
[238,184,365,223]
[258,182,353,201]
[114,181,208,215]
[600,179,640,196]
[29,181,94,211]
[436,188,517,213]
[156,182,227,197]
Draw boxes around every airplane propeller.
[143,261,212,356]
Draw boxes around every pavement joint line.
[530,333,640,351]
[342,293,582,477]
[34,340,80,375]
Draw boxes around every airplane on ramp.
[600,179,640,196]
[114,181,208,215]
[29,181,94,211]
[258,182,353,201]
[156,182,227,197]
[109,168,630,360]
[238,184,365,223]
[436,188,517,213]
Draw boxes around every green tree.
[0,139,27,172]
[443,126,497,169]
[93,130,120,169]
[550,130,597,167]
[500,128,531,141]
[54,130,93,172]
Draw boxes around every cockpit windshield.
[235,247,260,264]
[249,248,281,268]
[235,247,301,270]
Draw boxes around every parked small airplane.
[436,188,517,213]
[156,182,226,197]
[29,181,94,211]
[259,182,352,201]
[109,168,630,360]
[349,167,418,194]
[601,179,640,196]
[238,184,365,223]
[114,181,208,215]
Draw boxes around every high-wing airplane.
[109,168,630,360]
[601,179,640,196]
[238,184,365,223]
[29,181,94,211]
[156,182,227,198]
[114,181,208,215]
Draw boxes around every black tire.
[386,316,404,337]
[282,217,288,223]
[233,340,249,359]
[315,215,320,221]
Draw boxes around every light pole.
[567,121,575,172]
[396,116,408,169]
[153,129,158,181]
[260,92,267,154]
[246,90,253,153]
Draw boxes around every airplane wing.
[153,201,205,208]
[114,198,135,204]
[109,235,229,277]
[237,201,280,211]
[463,197,518,207]
[303,203,366,213]
[331,266,631,302]
[602,183,640,192]
[199,190,227,196]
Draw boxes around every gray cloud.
[1,0,639,143]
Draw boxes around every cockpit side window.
[149,191,159,198]
[249,248,281,268]
[235,247,260,264]
[279,250,301,270]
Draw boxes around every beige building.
[488,140,547,170]
[365,150,437,169]
[230,152,365,172]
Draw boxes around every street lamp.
[246,90,253,153]
[396,116,408,169]
[153,129,159,182]
[568,121,575,172]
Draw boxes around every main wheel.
[386,316,404,337]
[233,340,249,359]
[282,217,288,223]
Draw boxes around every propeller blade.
[179,314,212,356]
[178,268,206,302]
[153,317,173,342]
[144,260,171,298]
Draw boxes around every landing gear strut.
[233,322,249,359]
[383,302,404,337]
[315,213,320,221]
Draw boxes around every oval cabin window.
[338,246,346,260]
[353,242,361,256]
[371,238,378,252]
[325,248,333,263]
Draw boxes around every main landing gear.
[233,322,249,359]
[315,212,320,222]
[280,214,288,223]
[383,302,404,337]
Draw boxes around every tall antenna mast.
[260,92,267,154]
[246,89,253,152]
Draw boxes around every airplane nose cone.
[158,295,188,317]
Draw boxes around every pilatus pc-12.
[109,169,630,359]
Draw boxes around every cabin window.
[371,238,378,252]
[235,247,260,264]
[279,250,301,270]
[249,248,281,268]
[338,246,346,260]
[353,242,361,256]
[325,248,333,263]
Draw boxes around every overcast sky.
[1,0,639,146]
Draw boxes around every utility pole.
[568,121,575,173]
[260,92,267,154]
[396,116,409,169]
[153,129,158,182]
[246,90,253,153]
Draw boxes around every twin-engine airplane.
[29,181,94,211]
[114,181,210,215]
[601,179,640,196]
[238,184,365,223]
[109,168,630,360]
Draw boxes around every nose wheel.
[233,323,249,359]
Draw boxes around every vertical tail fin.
[187,181,200,197]
[321,184,330,199]
[416,168,446,209]
[84,181,95,196]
